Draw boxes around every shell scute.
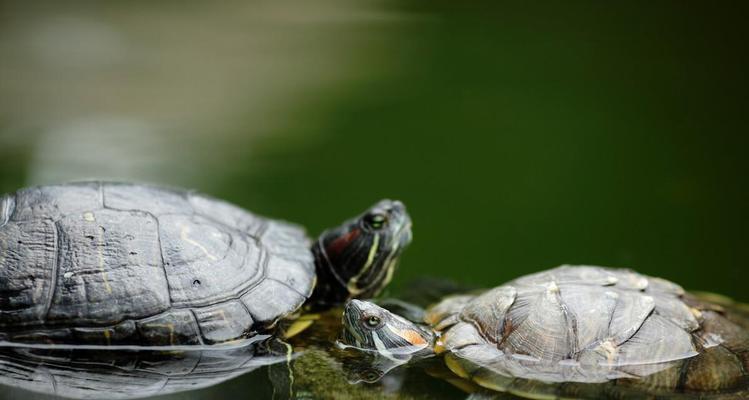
[684,345,745,391]
[9,328,73,344]
[607,291,655,345]
[158,213,263,307]
[192,300,254,344]
[558,285,617,351]
[189,193,265,236]
[260,221,313,266]
[266,254,315,298]
[11,182,101,222]
[0,218,57,326]
[653,295,699,332]
[136,309,202,346]
[47,209,170,326]
[72,320,138,346]
[240,279,305,326]
[459,286,516,343]
[103,183,192,216]
[612,314,696,376]
[501,283,574,362]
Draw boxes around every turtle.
[341,265,749,399]
[0,181,412,397]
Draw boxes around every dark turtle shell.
[0,182,315,346]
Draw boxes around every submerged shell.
[0,182,315,346]
[429,265,749,396]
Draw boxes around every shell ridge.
[0,193,15,227]
[495,287,517,344]
[150,214,173,309]
[188,308,208,347]
[184,343,206,377]
[501,284,573,361]
[616,303,654,346]
[265,277,308,299]
[604,291,618,339]
[674,353,694,392]
[227,243,268,301]
[458,286,517,344]
[42,219,61,324]
[185,309,205,346]
[237,298,258,333]
[153,375,171,394]
[555,284,579,359]
[609,292,656,346]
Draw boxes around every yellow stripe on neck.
[347,233,379,295]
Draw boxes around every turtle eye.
[364,213,387,230]
[364,315,382,329]
[363,369,380,382]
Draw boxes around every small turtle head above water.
[341,299,433,356]
[311,200,412,307]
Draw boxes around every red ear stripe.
[327,228,361,255]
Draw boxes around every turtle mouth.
[393,201,413,243]
[395,220,412,247]
[388,201,411,231]
[342,324,366,348]
[388,205,413,260]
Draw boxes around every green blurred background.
[1,0,747,310]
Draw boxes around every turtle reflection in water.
[341,266,749,399]
[0,182,412,398]
[0,337,289,399]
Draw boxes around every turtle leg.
[283,313,321,340]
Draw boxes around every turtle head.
[310,200,412,307]
[340,299,433,356]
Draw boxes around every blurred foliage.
[219,1,749,301]
[1,0,747,299]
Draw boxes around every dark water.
[1,1,748,399]
[0,342,468,400]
